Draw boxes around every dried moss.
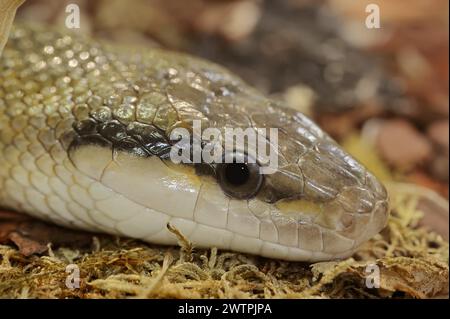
[0,186,448,299]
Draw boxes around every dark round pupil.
[224,163,250,186]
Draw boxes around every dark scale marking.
[73,119,98,136]
[126,122,171,156]
[99,121,128,142]
[71,117,172,159]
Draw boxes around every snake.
[0,23,389,261]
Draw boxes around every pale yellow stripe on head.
[275,199,323,220]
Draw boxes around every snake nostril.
[340,213,354,228]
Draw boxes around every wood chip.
[0,210,94,256]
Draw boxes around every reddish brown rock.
[427,120,449,181]
[427,120,449,152]
[408,170,449,199]
[376,119,433,171]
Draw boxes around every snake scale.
[0,24,389,261]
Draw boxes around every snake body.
[0,24,389,261]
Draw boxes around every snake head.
[64,43,389,262]
[234,103,390,261]
[180,85,390,261]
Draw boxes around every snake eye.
[216,153,263,199]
